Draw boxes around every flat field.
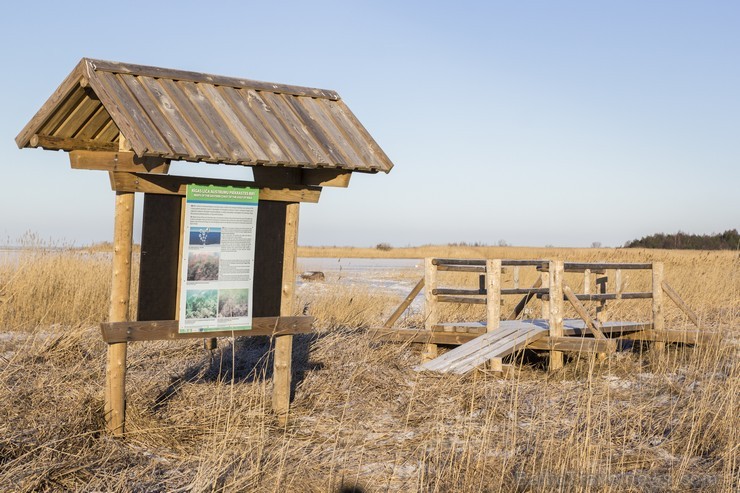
[0,244,737,492]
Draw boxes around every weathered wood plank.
[97,72,173,155]
[320,98,388,170]
[259,92,332,165]
[217,86,292,164]
[53,93,103,139]
[74,105,115,141]
[199,84,272,163]
[178,80,253,163]
[139,76,211,159]
[109,172,321,203]
[421,326,523,372]
[101,316,314,343]
[334,99,394,172]
[120,75,191,157]
[449,327,547,374]
[235,89,312,165]
[299,96,366,166]
[157,78,231,161]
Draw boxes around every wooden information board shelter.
[16,58,393,435]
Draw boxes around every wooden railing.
[382,258,702,366]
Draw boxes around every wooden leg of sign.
[105,191,135,435]
[273,202,299,424]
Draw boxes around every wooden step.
[418,323,548,374]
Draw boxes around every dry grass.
[0,244,737,491]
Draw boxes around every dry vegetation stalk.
[0,242,737,491]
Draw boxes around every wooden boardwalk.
[418,323,548,374]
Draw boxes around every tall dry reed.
[0,244,736,491]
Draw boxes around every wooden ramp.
[418,323,548,374]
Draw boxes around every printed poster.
[179,184,258,333]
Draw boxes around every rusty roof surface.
[16,58,393,172]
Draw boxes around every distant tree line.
[624,229,739,250]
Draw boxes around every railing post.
[540,270,550,320]
[652,262,665,351]
[485,259,501,333]
[422,258,438,362]
[548,260,564,371]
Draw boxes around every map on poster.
[178,184,258,333]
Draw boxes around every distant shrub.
[375,242,392,251]
[625,229,739,250]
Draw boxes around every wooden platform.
[418,323,547,374]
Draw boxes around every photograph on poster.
[187,252,220,281]
[185,289,218,319]
[189,227,222,246]
[218,288,250,318]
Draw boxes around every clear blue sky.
[1,1,738,247]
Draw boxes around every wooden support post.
[583,269,591,296]
[615,269,623,299]
[105,191,135,435]
[652,262,665,351]
[383,277,424,328]
[540,271,550,320]
[596,276,608,324]
[512,266,519,290]
[273,203,299,423]
[422,258,438,363]
[485,259,501,332]
[548,261,564,371]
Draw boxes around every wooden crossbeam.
[101,316,314,343]
[383,277,424,328]
[662,281,700,327]
[527,336,616,353]
[619,329,717,345]
[563,283,606,339]
[70,150,170,174]
[109,172,322,203]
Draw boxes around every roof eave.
[15,59,89,149]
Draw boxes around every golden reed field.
[0,241,737,492]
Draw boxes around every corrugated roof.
[16,58,393,173]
